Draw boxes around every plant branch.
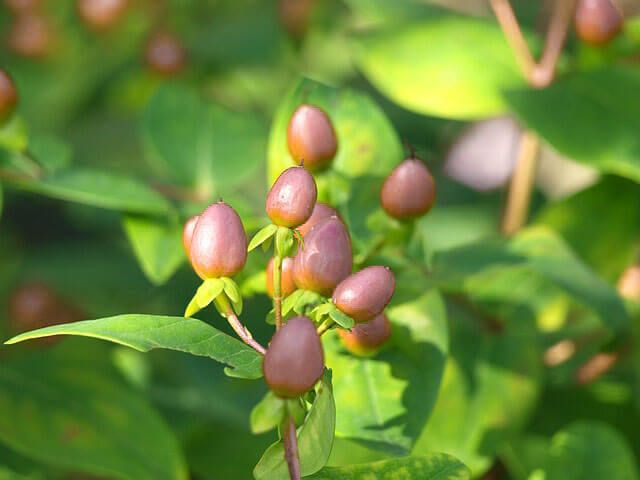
[273,254,283,329]
[282,413,301,480]
[501,130,540,236]
[489,0,536,80]
[215,295,266,355]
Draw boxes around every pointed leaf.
[196,278,225,308]
[328,308,355,329]
[250,392,286,435]
[248,224,278,252]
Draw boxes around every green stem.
[214,295,266,355]
[317,318,335,336]
[273,254,283,329]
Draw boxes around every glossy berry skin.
[8,13,53,58]
[333,266,395,323]
[297,202,339,237]
[575,0,623,46]
[381,158,436,220]
[182,215,199,257]
[144,32,187,76]
[189,202,247,279]
[263,316,324,398]
[76,0,128,31]
[0,70,18,124]
[617,265,640,301]
[293,217,352,296]
[266,166,317,228]
[266,257,297,298]
[287,104,337,171]
[339,313,391,356]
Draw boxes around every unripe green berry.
[0,70,18,124]
[263,316,324,398]
[76,0,128,31]
[189,202,247,279]
[266,166,317,228]
[339,313,391,356]
[266,257,297,298]
[332,266,395,323]
[293,217,352,295]
[575,0,623,46]
[182,215,199,257]
[381,158,436,220]
[297,202,339,237]
[287,104,337,171]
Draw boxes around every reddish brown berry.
[266,257,297,298]
[182,215,199,258]
[575,0,623,46]
[332,266,395,323]
[144,32,187,76]
[76,0,128,31]
[263,316,324,398]
[381,158,436,220]
[4,0,41,13]
[287,104,337,171]
[339,313,391,356]
[0,70,18,124]
[297,202,339,237]
[8,13,53,58]
[278,0,314,38]
[189,202,247,279]
[266,166,317,228]
[293,217,352,295]
[617,264,640,301]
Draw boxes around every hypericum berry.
[144,32,187,76]
[266,257,297,298]
[278,0,314,38]
[575,0,623,46]
[381,158,436,220]
[293,217,352,295]
[266,166,317,228]
[617,264,640,301]
[332,266,395,323]
[287,104,337,171]
[8,13,53,58]
[263,316,324,398]
[339,313,391,356]
[297,202,339,237]
[76,0,128,31]
[189,202,247,279]
[182,215,199,257]
[0,70,18,124]
[4,0,41,13]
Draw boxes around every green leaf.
[222,277,243,316]
[328,307,355,329]
[253,372,336,479]
[250,392,286,435]
[248,224,278,252]
[4,314,263,379]
[0,352,187,480]
[355,14,525,119]
[536,421,639,480]
[9,168,172,215]
[505,67,640,182]
[275,226,295,258]
[307,453,471,479]
[267,77,403,185]
[0,116,28,152]
[197,278,225,308]
[282,289,305,315]
[123,215,185,286]
[28,134,72,173]
[326,290,448,452]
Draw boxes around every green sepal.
[275,226,296,258]
[311,302,337,323]
[286,398,307,426]
[250,392,286,435]
[328,307,355,329]
[282,289,306,316]
[184,278,225,317]
[248,224,278,252]
[221,277,243,316]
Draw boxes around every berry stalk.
[282,413,301,480]
[214,295,266,355]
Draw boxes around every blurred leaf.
[0,352,187,480]
[354,14,524,119]
[535,421,639,480]
[267,77,403,185]
[143,85,266,191]
[5,315,263,379]
[307,453,470,479]
[28,135,72,174]
[123,215,185,286]
[253,372,335,479]
[9,168,172,215]
[326,290,448,452]
[0,116,28,152]
[506,67,640,182]
[250,391,286,435]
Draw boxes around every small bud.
[76,0,129,31]
[287,104,337,171]
[332,266,395,323]
[617,264,640,301]
[144,32,187,76]
[266,166,317,228]
[381,158,436,220]
[339,313,391,356]
[189,202,247,279]
[575,0,623,46]
[297,202,339,237]
[263,316,324,398]
[266,257,297,298]
[0,70,18,124]
[182,215,199,257]
[8,13,54,58]
[293,217,352,295]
